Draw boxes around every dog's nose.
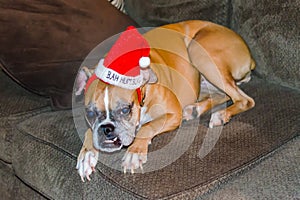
[100,124,115,136]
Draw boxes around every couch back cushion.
[0,0,136,109]
[232,0,300,90]
[124,0,231,27]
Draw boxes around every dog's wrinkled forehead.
[85,80,138,110]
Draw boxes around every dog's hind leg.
[206,77,255,127]
[186,74,254,128]
[187,30,255,127]
[183,76,231,121]
[182,93,230,121]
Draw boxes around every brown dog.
[76,20,255,180]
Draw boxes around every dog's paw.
[121,141,148,174]
[209,111,230,128]
[76,150,98,182]
[122,151,147,174]
[182,104,200,121]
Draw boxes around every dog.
[76,20,255,181]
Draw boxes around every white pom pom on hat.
[139,56,150,68]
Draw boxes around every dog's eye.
[86,110,95,119]
[85,109,97,127]
[121,107,131,115]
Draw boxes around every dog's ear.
[75,66,94,96]
[141,67,158,85]
[84,79,99,106]
[82,66,94,77]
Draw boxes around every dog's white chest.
[139,107,152,127]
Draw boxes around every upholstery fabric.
[0,161,47,200]
[0,70,49,163]
[12,77,300,199]
[0,1,299,199]
[201,137,300,199]
[231,0,300,90]
[0,0,137,109]
[0,70,50,199]
[124,0,231,27]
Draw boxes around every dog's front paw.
[122,140,148,174]
[76,150,98,182]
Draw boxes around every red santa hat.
[94,26,150,90]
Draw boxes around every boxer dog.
[76,20,255,181]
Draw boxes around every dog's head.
[84,67,157,152]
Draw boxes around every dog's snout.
[99,124,115,136]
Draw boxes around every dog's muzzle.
[100,123,115,139]
[95,123,122,152]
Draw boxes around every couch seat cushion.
[13,77,299,199]
[0,70,49,163]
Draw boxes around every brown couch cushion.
[0,70,49,164]
[0,0,137,109]
[12,77,300,199]
[231,0,300,90]
[124,0,231,27]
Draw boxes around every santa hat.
[94,26,150,90]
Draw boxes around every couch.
[1,0,299,199]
